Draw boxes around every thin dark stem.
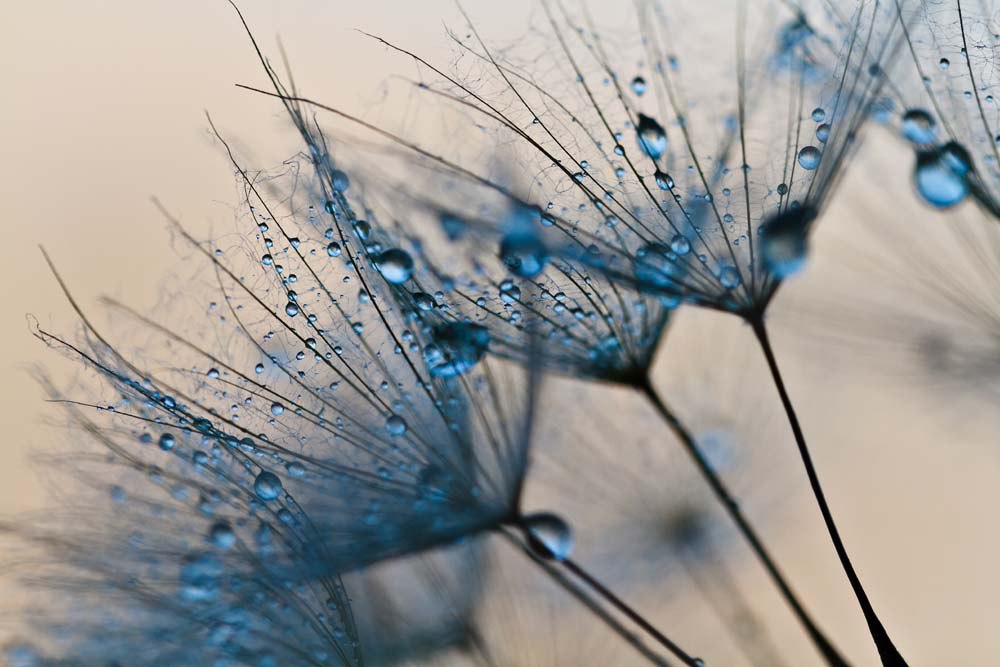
[750,318,908,667]
[638,377,849,667]
[559,557,701,666]
[499,528,670,666]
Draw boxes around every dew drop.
[375,248,414,284]
[914,142,971,208]
[760,207,816,279]
[424,322,491,378]
[631,76,647,96]
[331,169,350,192]
[253,471,283,501]
[270,402,285,416]
[522,512,573,561]
[719,266,741,289]
[209,521,236,549]
[901,109,936,145]
[386,414,407,436]
[285,302,300,317]
[670,234,691,256]
[501,231,549,278]
[654,170,675,190]
[159,433,175,451]
[636,114,667,160]
[797,146,821,170]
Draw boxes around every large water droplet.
[760,206,816,279]
[522,512,573,561]
[254,471,283,501]
[159,433,175,451]
[636,114,667,160]
[375,248,414,284]
[797,146,821,170]
[424,322,490,378]
[914,142,971,208]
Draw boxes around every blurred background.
[3,1,999,664]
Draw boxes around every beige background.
[2,2,998,665]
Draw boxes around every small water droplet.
[654,170,675,190]
[522,512,573,561]
[631,76,647,96]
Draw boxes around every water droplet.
[159,433,175,451]
[670,234,691,256]
[760,207,816,278]
[654,170,675,190]
[413,292,436,311]
[914,142,971,208]
[636,114,667,160]
[179,552,223,602]
[901,109,936,145]
[326,242,342,257]
[331,169,350,192]
[375,248,414,284]
[253,471,283,501]
[797,146,821,170]
[285,302,300,317]
[424,322,490,378]
[386,414,407,436]
[499,280,521,304]
[631,76,647,96]
[206,367,220,379]
[719,266,741,289]
[939,57,950,70]
[811,107,826,122]
[501,231,549,278]
[522,512,573,561]
[270,402,285,416]
[816,123,831,143]
[209,521,236,549]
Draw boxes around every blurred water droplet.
[914,142,971,208]
[522,512,573,561]
[424,322,490,378]
[902,109,936,145]
[385,414,407,436]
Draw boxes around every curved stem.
[499,528,671,666]
[750,318,907,667]
[638,379,850,667]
